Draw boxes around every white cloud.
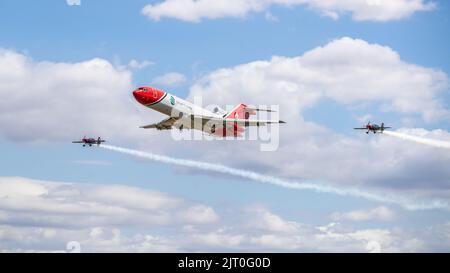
[0,177,217,229]
[152,72,187,87]
[66,0,81,6]
[127,59,154,70]
[332,206,396,221]
[177,205,219,224]
[191,208,448,252]
[264,11,278,22]
[304,0,436,21]
[189,230,246,248]
[190,37,448,121]
[247,206,300,233]
[314,223,395,252]
[0,183,448,252]
[356,114,372,124]
[142,0,435,22]
[0,48,150,144]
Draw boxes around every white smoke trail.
[384,131,450,149]
[99,144,450,211]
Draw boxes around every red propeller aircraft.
[354,122,391,134]
[72,136,106,147]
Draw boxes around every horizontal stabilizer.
[193,116,286,127]
[244,106,277,112]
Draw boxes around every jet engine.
[212,106,227,116]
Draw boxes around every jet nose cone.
[133,89,146,105]
[132,87,166,105]
[132,89,140,98]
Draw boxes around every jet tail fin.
[226,104,277,119]
[225,104,249,119]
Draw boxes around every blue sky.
[1,0,450,252]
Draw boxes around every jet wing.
[353,128,368,130]
[140,117,179,130]
[72,141,84,143]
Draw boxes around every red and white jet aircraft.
[132,86,285,137]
